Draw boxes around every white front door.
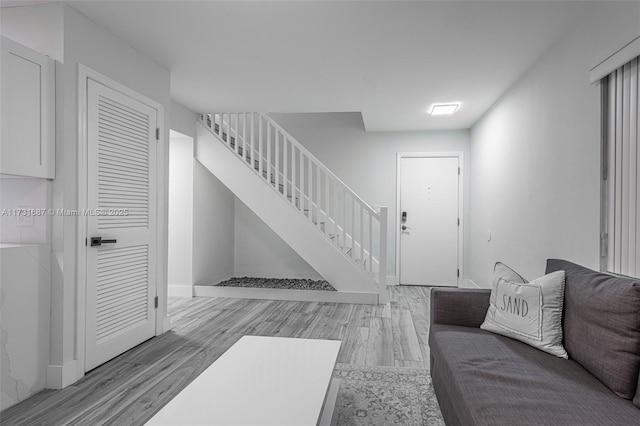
[85,78,158,371]
[399,156,460,286]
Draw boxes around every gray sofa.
[429,259,640,425]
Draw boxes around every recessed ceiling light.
[430,103,460,115]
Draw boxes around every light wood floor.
[0,286,433,426]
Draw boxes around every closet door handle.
[90,237,117,247]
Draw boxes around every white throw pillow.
[481,267,568,359]
[493,262,528,284]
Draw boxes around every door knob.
[90,236,117,247]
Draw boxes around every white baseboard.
[46,360,78,389]
[461,278,481,289]
[193,285,378,304]
[387,275,399,285]
[168,285,194,297]
[162,315,173,332]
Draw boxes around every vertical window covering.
[603,56,639,277]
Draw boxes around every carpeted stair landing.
[215,277,336,291]
[196,276,376,304]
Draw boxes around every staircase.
[196,113,388,303]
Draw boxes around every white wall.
[234,199,323,279]
[193,161,235,285]
[168,131,194,295]
[0,3,63,62]
[1,245,51,410]
[467,2,640,286]
[268,112,470,281]
[170,100,199,139]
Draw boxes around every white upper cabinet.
[1,36,55,178]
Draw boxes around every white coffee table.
[146,336,342,425]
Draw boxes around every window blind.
[604,56,639,277]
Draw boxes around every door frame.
[395,152,464,286]
[76,64,165,376]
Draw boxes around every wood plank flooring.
[0,286,434,426]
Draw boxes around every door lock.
[90,236,117,247]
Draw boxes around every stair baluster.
[284,136,289,204]
[360,204,364,264]
[368,210,373,273]
[308,156,313,222]
[316,165,322,232]
[342,188,347,253]
[249,113,254,166]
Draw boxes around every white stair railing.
[199,113,388,290]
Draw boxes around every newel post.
[378,206,389,304]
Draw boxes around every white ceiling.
[62,1,591,131]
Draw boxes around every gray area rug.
[331,364,445,426]
[215,277,336,291]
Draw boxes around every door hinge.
[457,269,460,277]
[154,296,159,309]
[156,127,160,141]
[458,167,461,175]
[458,218,460,226]
[600,233,608,257]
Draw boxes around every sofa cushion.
[429,324,640,425]
[546,259,640,399]
[481,267,567,358]
[431,288,492,328]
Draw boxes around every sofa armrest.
[430,288,491,328]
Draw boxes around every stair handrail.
[212,112,381,220]
[262,114,381,219]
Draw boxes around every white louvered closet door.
[85,79,158,371]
